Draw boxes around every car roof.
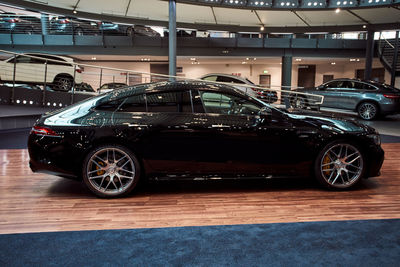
[105,81,248,101]
[23,53,75,63]
[325,78,380,84]
[200,73,251,83]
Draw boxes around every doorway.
[259,74,271,88]
[298,65,316,88]
[356,68,385,83]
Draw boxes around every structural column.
[168,0,177,81]
[281,55,292,108]
[390,31,399,87]
[364,30,375,81]
[40,13,49,35]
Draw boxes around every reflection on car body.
[28,81,384,198]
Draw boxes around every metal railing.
[0,49,324,110]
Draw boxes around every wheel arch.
[79,136,147,180]
[355,99,381,114]
[53,73,74,83]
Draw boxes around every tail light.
[383,94,400,99]
[31,126,60,137]
[59,19,70,24]
[251,87,258,92]
[9,18,20,23]
[75,68,82,73]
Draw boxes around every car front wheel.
[358,102,378,120]
[82,145,141,198]
[314,141,365,189]
[53,76,73,91]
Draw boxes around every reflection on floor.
[0,143,399,234]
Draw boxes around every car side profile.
[293,79,400,120]
[0,53,83,91]
[28,81,384,198]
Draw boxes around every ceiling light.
[91,57,96,60]
[295,58,302,61]
[350,58,356,61]
[73,9,77,14]
[190,58,196,61]
[356,59,360,61]
[335,8,340,13]
[253,58,257,60]
[260,25,265,31]
[242,61,247,64]
[246,57,249,60]
[363,25,367,28]
[331,62,336,65]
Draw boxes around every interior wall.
[80,58,391,91]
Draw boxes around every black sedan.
[28,81,384,198]
[292,79,400,120]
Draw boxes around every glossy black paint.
[28,81,384,181]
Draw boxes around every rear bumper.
[380,102,400,115]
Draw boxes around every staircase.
[377,35,400,77]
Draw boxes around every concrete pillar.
[168,0,176,81]
[281,55,292,108]
[41,13,49,35]
[364,30,375,81]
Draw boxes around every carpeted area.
[1,219,399,266]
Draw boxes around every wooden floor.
[1,143,400,234]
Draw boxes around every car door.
[338,81,367,110]
[3,55,40,83]
[196,90,305,176]
[317,80,345,108]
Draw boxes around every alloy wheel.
[320,143,363,188]
[86,147,136,196]
[56,77,72,91]
[358,102,377,120]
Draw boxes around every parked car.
[1,83,54,91]
[74,82,95,93]
[97,82,128,93]
[0,53,83,91]
[200,73,278,103]
[292,79,400,120]
[0,12,41,34]
[28,81,384,198]
[49,16,99,35]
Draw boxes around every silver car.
[293,79,400,120]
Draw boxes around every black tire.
[314,140,365,190]
[53,75,73,91]
[82,144,141,198]
[24,27,34,35]
[290,96,307,109]
[75,27,84,36]
[126,27,134,37]
[357,102,378,120]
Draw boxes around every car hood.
[286,110,376,134]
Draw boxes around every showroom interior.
[0,0,399,265]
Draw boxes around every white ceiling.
[9,0,400,28]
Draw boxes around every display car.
[0,53,83,91]
[291,79,400,120]
[28,81,384,198]
[200,73,278,103]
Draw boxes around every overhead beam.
[0,0,398,33]
[292,11,310,27]
[211,7,218,24]
[347,10,370,24]
[125,0,132,17]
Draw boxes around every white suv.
[0,53,83,91]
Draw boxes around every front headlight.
[367,134,381,146]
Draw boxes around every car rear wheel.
[290,96,307,109]
[53,76,73,91]
[357,102,378,120]
[82,145,140,198]
[314,141,365,189]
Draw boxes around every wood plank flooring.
[1,143,400,234]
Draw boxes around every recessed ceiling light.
[331,62,336,65]
[335,8,340,13]
[190,58,196,61]
[260,25,265,31]
[91,57,96,60]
